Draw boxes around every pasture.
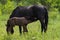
[0,11,60,40]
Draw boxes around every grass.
[0,11,60,40]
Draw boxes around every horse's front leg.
[6,26,10,34]
[19,26,22,34]
[10,27,14,34]
[6,26,14,34]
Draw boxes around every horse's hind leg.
[40,19,47,33]
[23,25,28,33]
[44,19,48,33]
[44,8,48,32]
[19,26,22,34]
[45,13,48,32]
[39,18,46,33]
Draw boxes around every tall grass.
[0,11,60,40]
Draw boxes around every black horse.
[8,5,48,34]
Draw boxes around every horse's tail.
[44,7,48,27]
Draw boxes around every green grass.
[0,11,60,40]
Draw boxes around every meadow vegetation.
[0,0,60,40]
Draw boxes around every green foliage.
[0,0,60,15]
[10,0,21,5]
[4,1,16,13]
[0,0,60,40]
[0,3,3,15]
[0,0,7,5]
[2,1,16,14]
[0,11,60,40]
[0,9,2,15]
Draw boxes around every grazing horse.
[8,5,48,34]
[6,17,32,34]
